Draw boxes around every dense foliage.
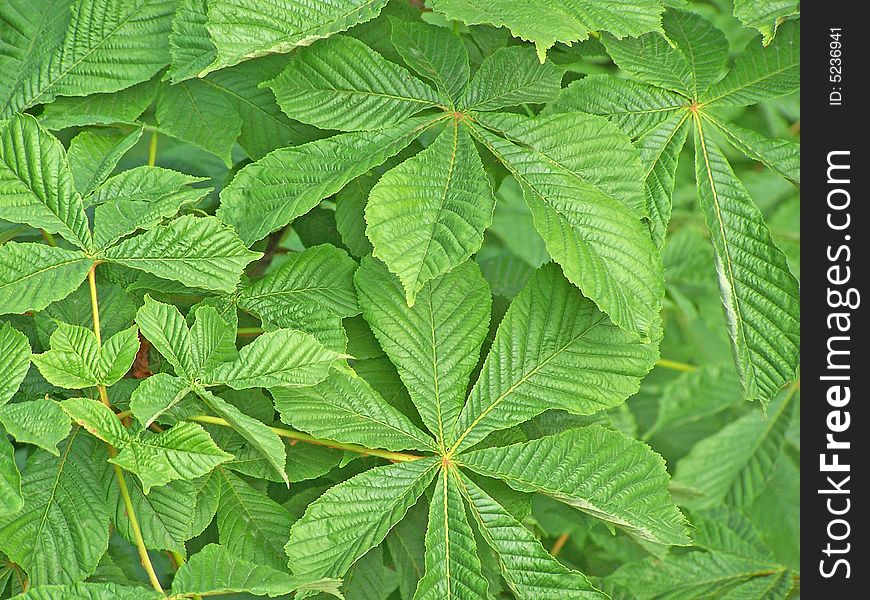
[0,1,800,599]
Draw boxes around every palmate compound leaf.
[411,468,490,600]
[0,322,30,406]
[0,0,173,119]
[0,429,111,585]
[457,473,607,599]
[602,9,728,99]
[270,370,438,453]
[467,122,664,340]
[450,263,658,454]
[459,426,690,546]
[102,215,261,293]
[199,0,390,77]
[366,120,495,305]
[172,543,342,598]
[702,113,799,183]
[31,324,139,390]
[285,457,439,580]
[263,35,441,132]
[0,113,91,250]
[355,257,491,449]
[693,119,800,403]
[427,0,665,62]
[218,116,440,246]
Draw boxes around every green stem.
[148,130,158,167]
[88,264,166,595]
[655,358,698,373]
[236,326,264,337]
[188,415,424,463]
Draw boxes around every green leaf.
[189,305,238,380]
[66,127,144,196]
[167,0,214,83]
[461,46,563,111]
[271,370,437,453]
[32,324,138,389]
[693,120,799,403]
[238,244,359,341]
[0,399,71,456]
[412,468,489,600]
[0,114,91,250]
[0,430,111,585]
[452,263,657,453]
[390,19,470,103]
[636,111,690,248]
[545,75,687,138]
[386,501,427,600]
[37,78,159,130]
[59,398,129,447]
[428,0,665,61]
[703,21,799,106]
[458,474,606,599]
[0,436,22,516]
[202,0,390,76]
[605,552,790,600]
[603,10,727,99]
[197,389,288,485]
[129,374,191,428]
[356,258,491,448]
[0,322,30,406]
[108,476,197,553]
[703,114,799,183]
[460,426,690,545]
[103,215,261,293]
[476,111,647,215]
[367,122,494,304]
[216,469,295,570]
[218,116,436,246]
[9,582,162,600]
[206,329,338,390]
[265,35,441,132]
[690,507,774,561]
[285,457,438,579]
[0,0,174,118]
[469,123,663,339]
[111,422,232,493]
[135,296,195,379]
[155,78,243,167]
[91,166,210,251]
[173,543,341,598]
[0,243,91,315]
[674,388,796,509]
[733,0,799,45]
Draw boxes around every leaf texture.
[285,458,438,579]
[0,399,71,456]
[356,258,491,448]
[390,19,470,103]
[451,264,657,453]
[460,46,562,111]
[0,323,30,406]
[103,215,260,293]
[460,427,690,545]
[271,370,437,452]
[0,430,111,585]
[693,119,800,403]
[367,122,494,304]
[218,117,437,245]
[0,243,91,315]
